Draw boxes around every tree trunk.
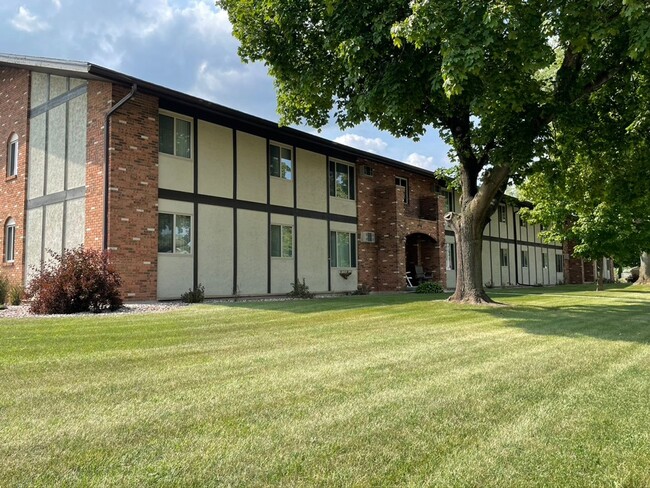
[635,252,650,284]
[446,212,495,305]
[596,259,605,291]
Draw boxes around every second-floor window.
[159,113,192,159]
[329,160,355,200]
[270,143,293,180]
[498,204,507,223]
[7,134,18,177]
[395,177,409,204]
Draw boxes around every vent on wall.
[361,165,374,177]
[361,231,376,243]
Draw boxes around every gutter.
[103,84,138,250]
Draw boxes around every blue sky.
[0,0,452,170]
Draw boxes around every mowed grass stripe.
[1,285,650,486]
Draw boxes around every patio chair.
[414,265,433,283]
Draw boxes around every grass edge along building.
[0,54,613,301]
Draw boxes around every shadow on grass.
[474,300,650,344]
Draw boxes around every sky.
[0,0,452,171]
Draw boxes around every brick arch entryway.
[405,233,441,284]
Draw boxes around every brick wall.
[0,68,29,285]
[105,86,159,300]
[85,80,113,251]
[357,159,446,291]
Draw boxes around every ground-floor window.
[4,218,15,263]
[500,248,509,267]
[446,242,456,270]
[555,254,564,273]
[542,252,548,269]
[521,250,529,268]
[158,213,192,254]
[271,224,293,258]
[330,231,357,267]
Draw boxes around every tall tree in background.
[218,0,650,303]
[521,62,650,291]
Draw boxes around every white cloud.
[52,0,62,10]
[334,134,388,154]
[405,152,440,171]
[11,6,49,32]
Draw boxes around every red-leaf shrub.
[27,247,123,314]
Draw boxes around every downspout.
[103,84,138,250]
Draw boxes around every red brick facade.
[85,80,113,251]
[105,86,159,300]
[0,68,29,285]
[357,159,446,291]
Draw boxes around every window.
[270,143,292,180]
[271,225,293,258]
[444,190,456,213]
[158,213,192,254]
[521,250,529,268]
[330,231,357,267]
[7,134,18,177]
[500,248,509,267]
[395,177,409,204]
[159,113,191,158]
[329,160,355,200]
[446,242,456,270]
[542,253,549,269]
[4,218,15,263]
[520,217,527,228]
[498,204,507,223]
[555,254,564,273]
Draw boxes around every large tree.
[218,0,650,303]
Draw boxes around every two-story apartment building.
[0,54,611,300]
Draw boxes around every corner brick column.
[0,68,30,285]
[105,86,159,301]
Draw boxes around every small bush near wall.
[8,285,23,306]
[415,282,444,294]
[0,275,9,307]
[288,278,314,299]
[27,247,123,315]
[181,284,205,303]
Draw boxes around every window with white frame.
[555,254,564,273]
[158,213,192,254]
[330,231,357,267]
[159,113,192,159]
[7,134,18,177]
[500,248,509,267]
[542,252,549,269]
[4,218,15,263]
[329,160,355,200]
[271,224,293,258]
[270,143,293,180]
[521,250,529,268]
[498,204,507,223]
[395,177,409,204]
[446,242,456,270]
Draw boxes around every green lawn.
[2,285,650,487]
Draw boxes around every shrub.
[27,247,122,315]
[0,274,9,305]
[181,284,205,303]
[8,285,23,306]
[288,278,314,299]
[351,283,371,295]
[415,281,444,294]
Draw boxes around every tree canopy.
[219,0,650,303]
